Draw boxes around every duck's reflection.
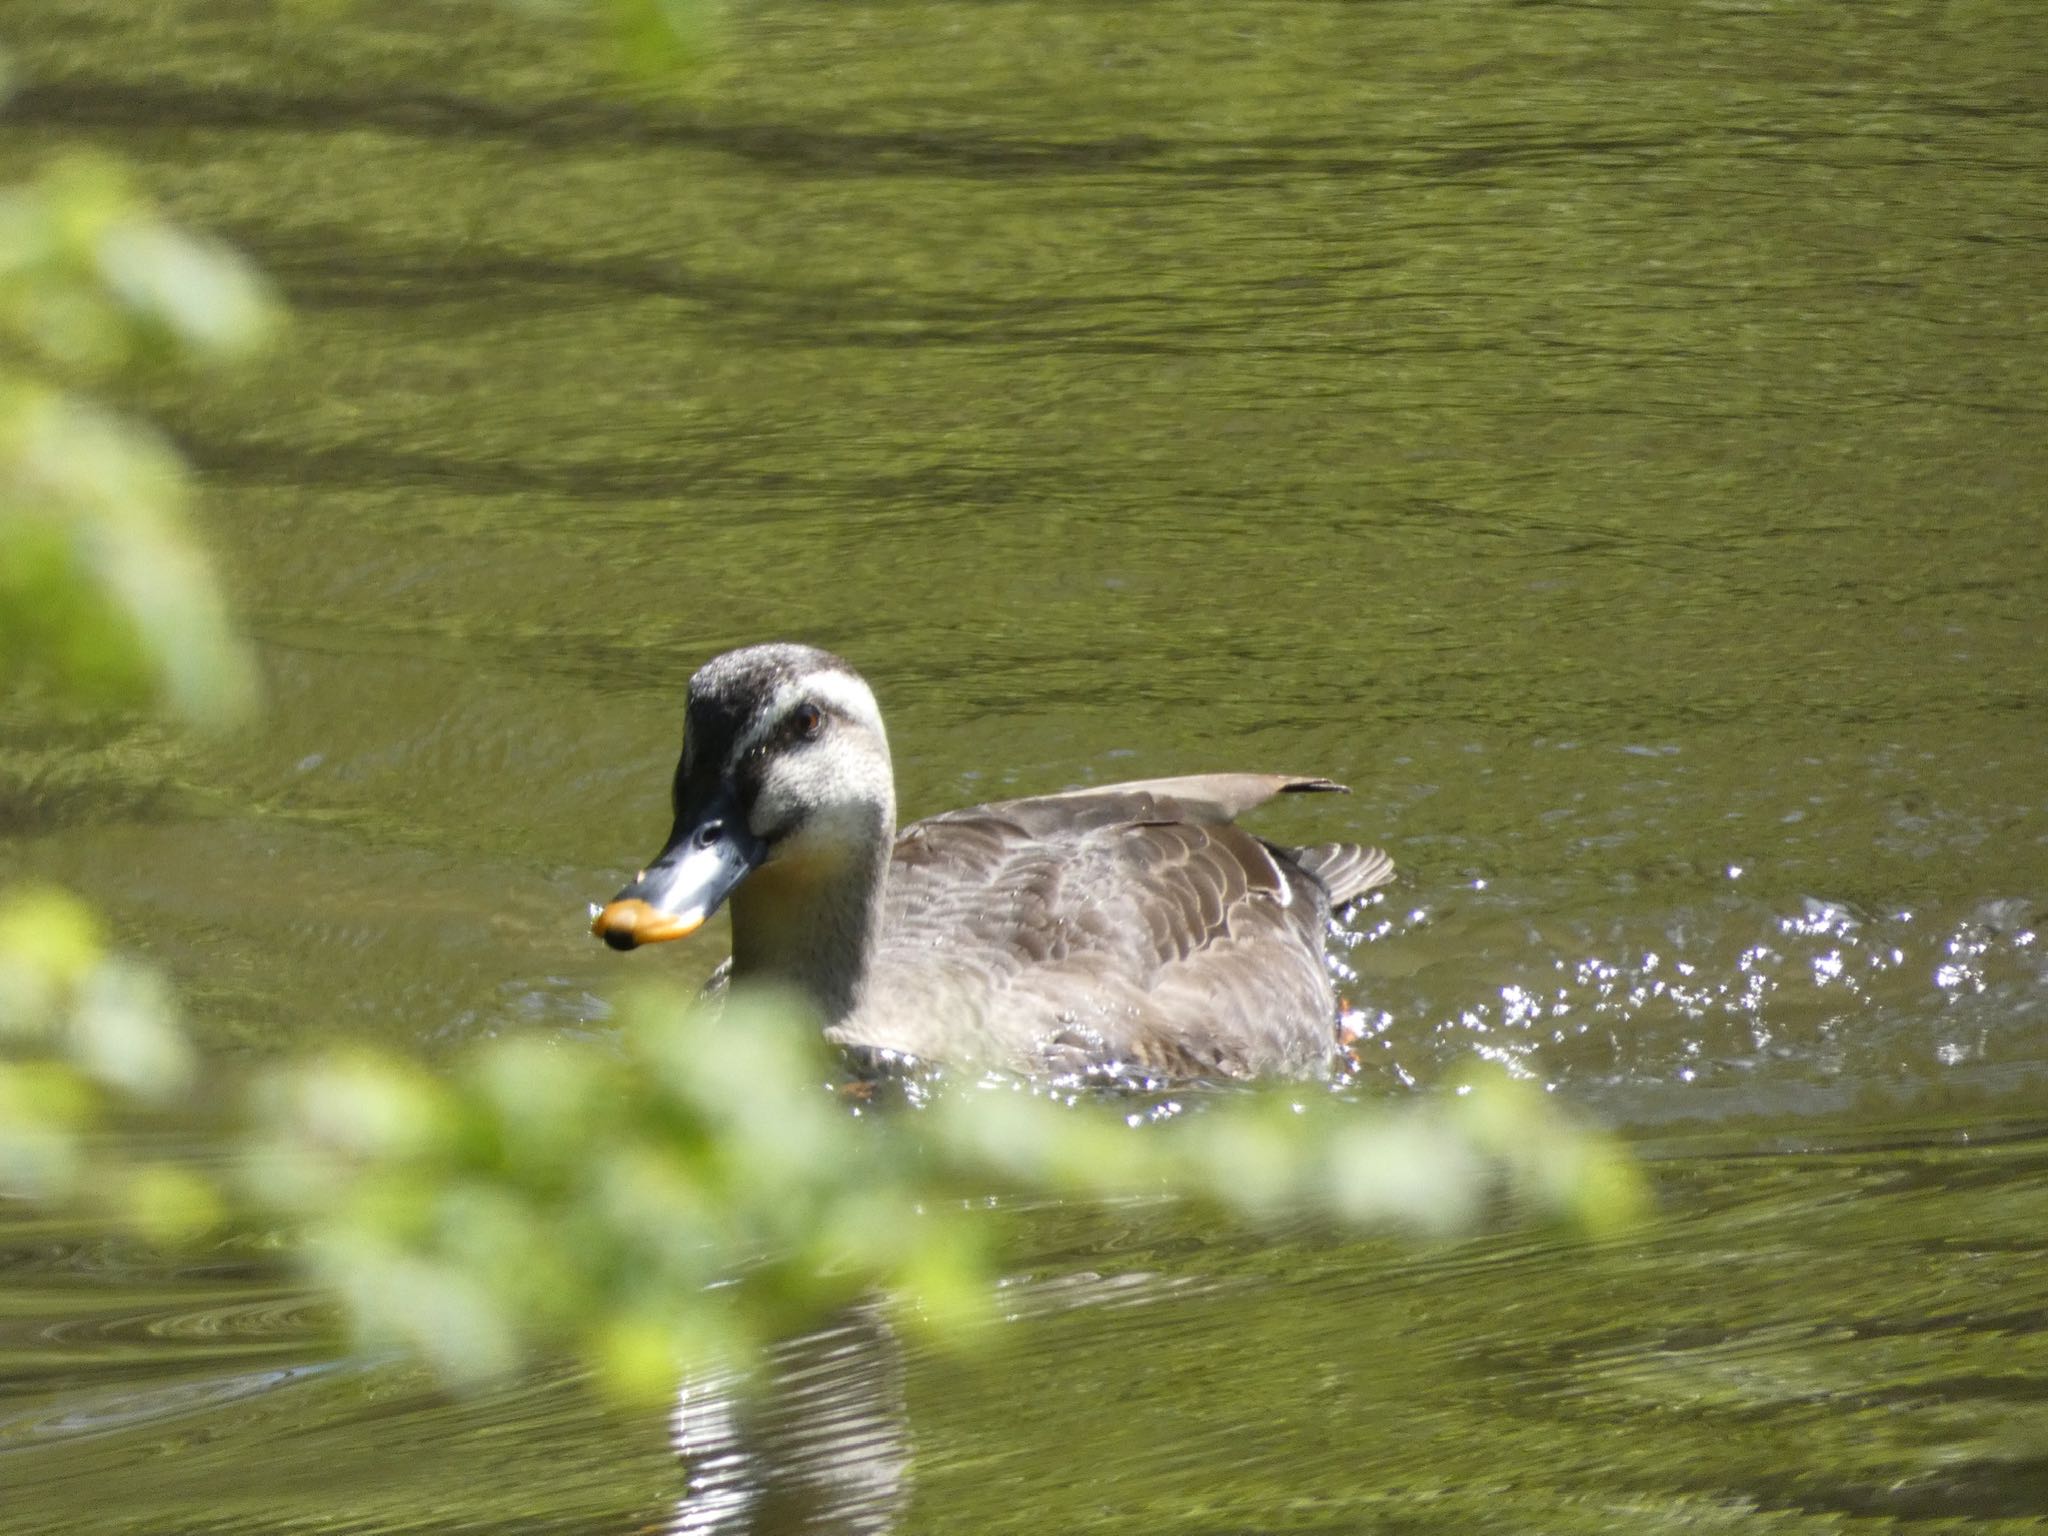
[663,1257,1192,1531]
[670,1307,910,1536]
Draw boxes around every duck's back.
[824,775,1394,1079]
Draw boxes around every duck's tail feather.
[1287,843,1396,908]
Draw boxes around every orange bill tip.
[591,897,705,948]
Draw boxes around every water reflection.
[671,1309,909,1536]
[664,1270,1207,1535]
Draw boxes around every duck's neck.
[727,808,893,1025]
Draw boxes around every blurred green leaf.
[69,957,196,1101]
[0,154,278,379]
[0,1059,95,1199]
[592,1310,698,1406]
[94,219,276,363]
[1449,1070,1652,1235]
[121,1161,225,1246]
[253,1051,460,1170]
[2,140,271,730]
[321,1242,523,1389]
[0,884,195,1101]
[603,0,723,81]
[0,884,104,1033]
[2,388,258,727]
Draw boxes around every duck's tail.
[1287,843,1397,908]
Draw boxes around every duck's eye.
[791,702,824,740]
[694,819,725,850]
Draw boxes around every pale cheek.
[749,761,833,839]
[769,800,873,865]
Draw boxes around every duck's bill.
[591,798,764,951]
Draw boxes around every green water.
[4,0,2047,1529]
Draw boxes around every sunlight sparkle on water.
[1335,889,2048,1109]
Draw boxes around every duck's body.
[835,777,1391,1077]
[594,645,1393,1081]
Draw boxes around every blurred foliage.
[599,0,725,81]
[1,125,274,727]
[0,40,1647,1409]
[0,884,221,1242]
[249,982,1645,1402]
[0,54,261,1240]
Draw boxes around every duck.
[591,643,1394,1080]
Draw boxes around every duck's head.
[591,644,895,951]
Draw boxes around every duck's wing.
[1281,842,1397,907]
[1030,772,1346,822]
[834,780,1388,1079]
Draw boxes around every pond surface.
[3,0,2047,1530]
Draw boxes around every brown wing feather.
[1284,842,1397,907]
[826,780,1359,1079]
